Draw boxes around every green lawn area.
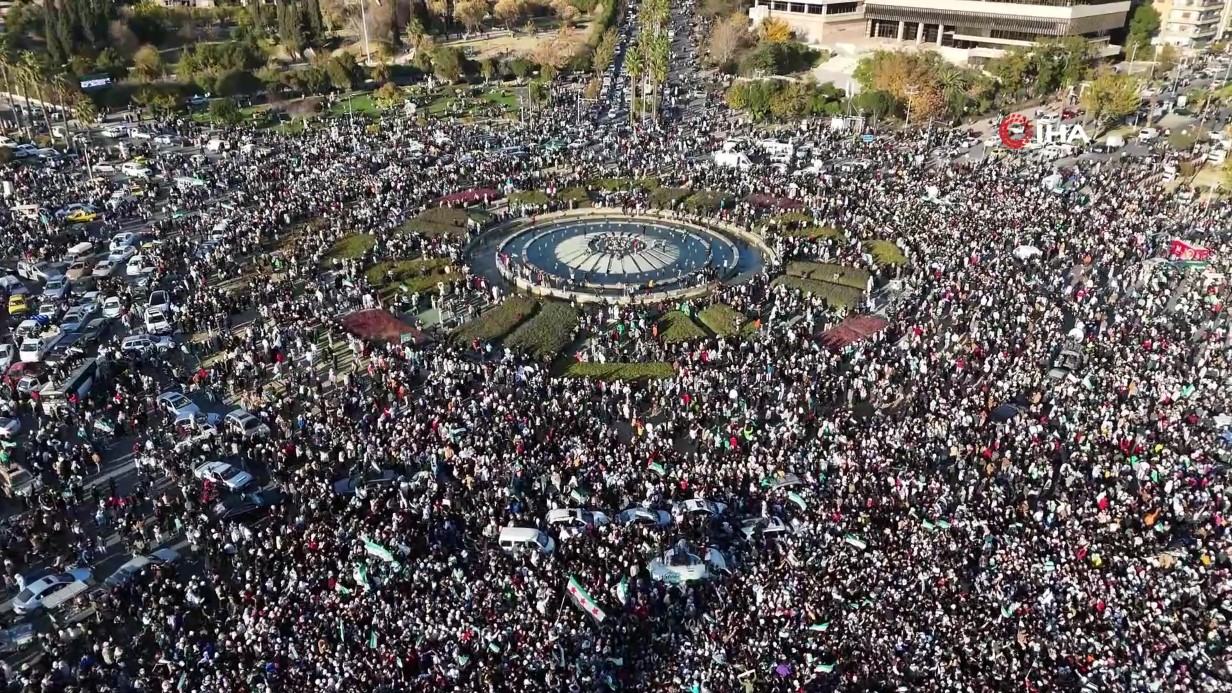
[772,276,864,310]
[402,207,490,239]
[480,88,518,109]
[649,187,692,208]
[452,297,537,344]
[365,258,455,295]
[785,262,870,290]
[427,86,517,116]
[509,190,551,206]
[697,303,748,336]
[504,301,579,359]
[326,233,376,260]
[658,311,706,343]
[783,226,844,240]
[330,93,380,117]
[684,189,733,213]
[865,240,908,266]
[559,362,675,380]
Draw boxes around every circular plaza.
[487,212,766,304]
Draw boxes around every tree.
[480,57,497,83]
[551,0,579,25]
[453,0,488,33]
[372,59,391,83]
[215,70,264,97]
[433,46,465,82]
[759,17,792,43]
[708,12,749,68]
[373,81,406,108]
[209,96,244,125]
[1082,67,1140,132]
[493,0,526,30]
[1157,44,1180,74]
[132,45,164,83]
[277,0,306,55]
[303,0,325,37]
[593,28,618,75]
[325,54,359,90]
[1126,5,1160,55]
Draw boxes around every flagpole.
[550,590,569,630]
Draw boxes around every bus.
[38,358,97,416]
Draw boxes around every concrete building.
[751,0,1130,63]
[1153,0,1223,48]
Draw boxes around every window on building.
[990,29,1037,41]
[828,2,857,14]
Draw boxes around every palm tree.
[646,32,669,125]
[49,72,76,150]
[625,42,642,126]
[935,67,970,121]
[0,37,26,138]
[17,52,52,138]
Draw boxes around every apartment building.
[1153,0,1222,47]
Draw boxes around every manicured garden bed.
[658,311,707,343]
[504,301,579,359]
[326,234,376,260]
[402,207,488,239]
[785,262,870,291]
[452,297,538,344]
[697,303,748,336]
[365,258,454,294]
[772,276,864,310]
[865,240,908,266]
[560,362,675,380]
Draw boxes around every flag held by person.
[566,576,607,622]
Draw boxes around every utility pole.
[358,0,373,66]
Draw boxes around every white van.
[205,138,225,153]
[497,527,555,555]
[65,241,94,260]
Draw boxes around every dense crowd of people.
[0,7,1230,692]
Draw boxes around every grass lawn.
[559,362,675,380]
[697,303,747,336]
[658,311,706,343]
[772,276,863,310]
[509,190,551,205]
[480,88,518,109]
[330,93,380,117]
[326,234,376,260]
[784,226,844,240]
[504,301,579,359]
[865,240,908,266]
[785,261,870,290]
[558,187,590,204]
[684,189,733,213]
[402,207,489,239]
[649,187,692,208]
[365,258,455,295]
[452,297,538,344]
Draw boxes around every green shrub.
[453,297,538,344]
[658,311,707,343]
[504,301,579,358]
[402,207,483,238]
[559,187,591,204]
[649,187,692,208]
[684,189,733,213]
[784,226,844,240]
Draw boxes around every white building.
[1153,0,1223,48]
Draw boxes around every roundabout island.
[481,210,768,304]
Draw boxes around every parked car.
[156,391,199,417]
[225,409,270,438]
[546,509,611,539]
[192,460,253,491]
[11,568,92,614]
[103,549,181,588]
[42,275,70,300]
[65,260,89,280]
[648,542,727,583]
[120,334,174,356]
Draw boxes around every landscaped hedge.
[453,297,538,344]
[684,190,733,214]
[658,311,707,343]
[772,276,863,310]
[697,303,748,336]
[504,301,579,358]
[783,226,844,240]
[865,240,908,266]
[560,362,675,380]
[785,262,870,290]
[559,187,591,204]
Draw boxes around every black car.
[209,499,269,524]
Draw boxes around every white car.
[17,262,58,283]
[103,549,180,588]
[129,129,152,140]
[154,134,181,146]
[93,161,117,173]
[1139,128,1160,142]
[648,543,727,583]
[102,295,124,318]
[108,246,136,264]
[144,306,173,335]
[121,162,152,178]
[0,417,20,439]
[0,136,15,148]
[546,509,611,539]
[175,413,220,451]
[126,254,156,276]
[192,460,253,491]
[99,126,124,138]
[109,232,138,253]
[12,144,36,158]
[0,344,13,371]
[147,290,170,313]
[156,391,199,417]
[11,568,92,614]
[18,335,56,363]
[740,516,795,541]
[92,259,117,278]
